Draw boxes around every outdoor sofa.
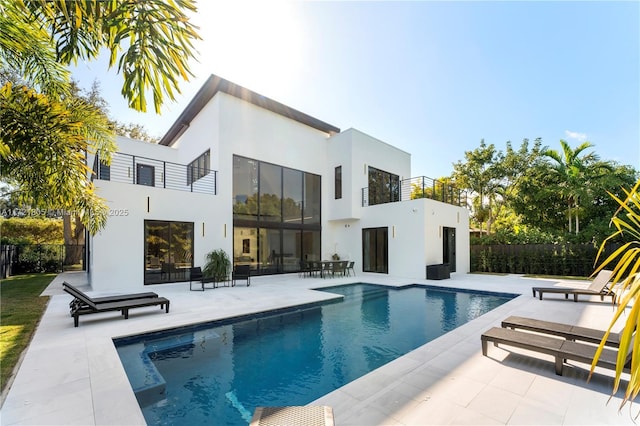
[63,282,169,327]
[481,326,631,375]
[531,269,615,303]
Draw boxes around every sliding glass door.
[144,220,194,284]
[362,227,388,274]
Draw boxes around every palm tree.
[592,178,640,411]
[0,0,199,233]
[543,140,613,234]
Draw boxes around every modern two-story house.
[87,74,469,291]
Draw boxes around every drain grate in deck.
[250,406,334,426]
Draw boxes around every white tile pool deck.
[1,271,636,425]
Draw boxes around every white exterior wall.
[90,182,225,291]
[326,129,411,221]
[358,198,470,279]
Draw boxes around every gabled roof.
[159,74,341,146]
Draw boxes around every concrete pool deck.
[1,271,636,425]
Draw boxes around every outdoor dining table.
[318,260,345,278]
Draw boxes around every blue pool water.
[114,284,515,425]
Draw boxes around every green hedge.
[470,243,622,277]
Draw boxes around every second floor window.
[137,164,155,186]
[335,166,342,199]
[368,166,399,206]
[187,150,210,186]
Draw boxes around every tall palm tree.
[543,140,613,234]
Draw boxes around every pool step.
[117,330,222,406]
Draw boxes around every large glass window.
[368,166,399,206]
[303,173,321,224]
[259,228,282,273]
[233,227,258,270]
[144,220,193,284]
[283,168,303,224]
[233,155,321,275]
[233,156,258,220]
[259,162,282,222]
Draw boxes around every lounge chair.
[481,327,631,375]
[63,283,169,327]
[232,264,251,286]
[531,269,615,303]
[63,282,158,311]
[501,315,621,347]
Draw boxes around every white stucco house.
[87,74,469,291]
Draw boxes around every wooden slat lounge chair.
[63,282,158,311]
[501,315,622,347]
[531,269,615,303]
[481,327,631,375]
[63,283,169,327]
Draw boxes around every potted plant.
[202,249,231,283]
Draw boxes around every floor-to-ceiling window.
[362,227,388,273]
[144,220,194,284]
[233,155,321,275]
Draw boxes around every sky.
[69,1,640,179]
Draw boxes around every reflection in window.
[233,156,259,220]
[232,155,322,275]
[283,168,303,224]
[144,220,193,284]
[259,162,282,222]
[368,166,399,206]
[303,173,321,224]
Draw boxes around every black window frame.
[136,163,155,187]
[187,150,211,186]
[335,165,342,200]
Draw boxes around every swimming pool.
[114,283,515,425]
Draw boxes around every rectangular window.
[335,166,342,199]
[368,166,399,206]
[136,164,155,187]
[187,150,210,185]
[232,155,322,275]
[233,156,259,220]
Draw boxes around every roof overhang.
[159,74,340,146]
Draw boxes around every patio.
[1,271,635,425]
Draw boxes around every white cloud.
[564,130,588,141]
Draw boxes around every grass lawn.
[1,273,55,395]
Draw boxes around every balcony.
[92,152,217,195]
[362,176,467,208]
